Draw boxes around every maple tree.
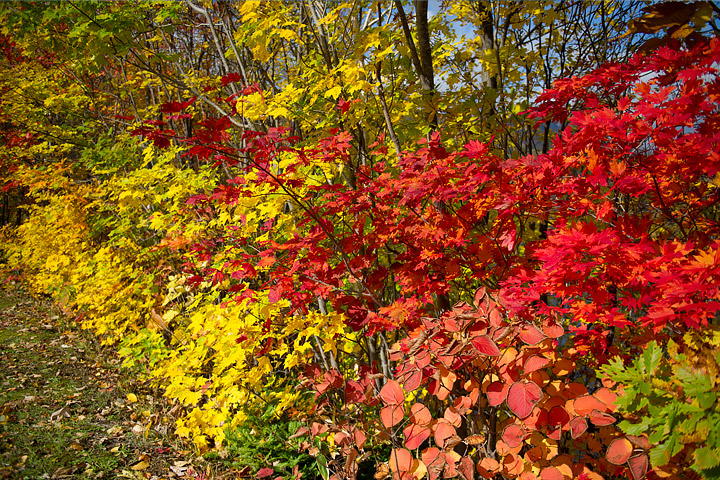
[0,2,719,480]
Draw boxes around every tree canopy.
[1,2,719,480]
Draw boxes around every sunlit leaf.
[507,381,543,419]
[606,438,633,465]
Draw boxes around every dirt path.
[0,287,224,480]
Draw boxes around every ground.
[0,285,236,480]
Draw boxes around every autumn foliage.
[1,2,719,480]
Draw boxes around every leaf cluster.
[604,331,720,479]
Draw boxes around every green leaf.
[643,341,662,375]
[695,446,720,470]
[316,454,329,480]
[650,442,671,467]
[621,417,651,435]
[698,392,717,410]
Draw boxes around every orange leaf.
[389,448,413,473]
[569,416,588,439]
[434,421,456,449]
[437,365,457,401]
[589,409,616,426]
[579,466,605,480]
[443,407,462,427]
[403,423,431,450]
[402,369,423,391]
[381,404,405,429]
[465,434,485,445]
[477,458,500,478]
[563,382,588,399]
[529,369,550,388]
[502,424,527,448]
[606,438,633,465]
[594,387,618,412]
[627,435,650,450]
[334,431,351,446]
[502,452,524,476]
[573,394,607,416]
[410,403,432,426]
[454,395,473,414]
[552,358,575,376]
[380,380,405,405]
[459,457,474,480]
[540,466,564,480]
[353,428,367,448]
[542,320,565,338]
[421,447,442,468]
[523,406,548,430]
[486,381,509,406]
[519,324,546,345]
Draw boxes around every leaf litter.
[0,286,237,479]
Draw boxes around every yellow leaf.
[239,1,261,22]
[325,85,342,100]
[131,461,149,471]
[126,393,138,403]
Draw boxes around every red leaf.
[344,380,365,404]
[353,428,367,448]
[402,369,423,391]
[606,438,633,465]
[547,405,570,429]
[589,409,616,426]
[569,416,588,439]
[403,423,431,450]
[459,457,474,480]
[523,354,550,374]
[337,98,352,114]
[334,431,351,446]
[472,334,501,356]
[501,424,526,448]
[518,324,546,345]
[487,381,509,406]
[473,287,487,306]
[288,426,309,440]
[628,435,651,450]
[380,405,405,429]
[220,72,243,86]
[159,97,196,113]
[628,454,649,480]
[463,140,489,159]
[507,381,543,419]
[379,379,405,405]
[257,467,274,478]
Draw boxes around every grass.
[0,285,224,480]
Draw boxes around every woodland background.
[1,1,719,480]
